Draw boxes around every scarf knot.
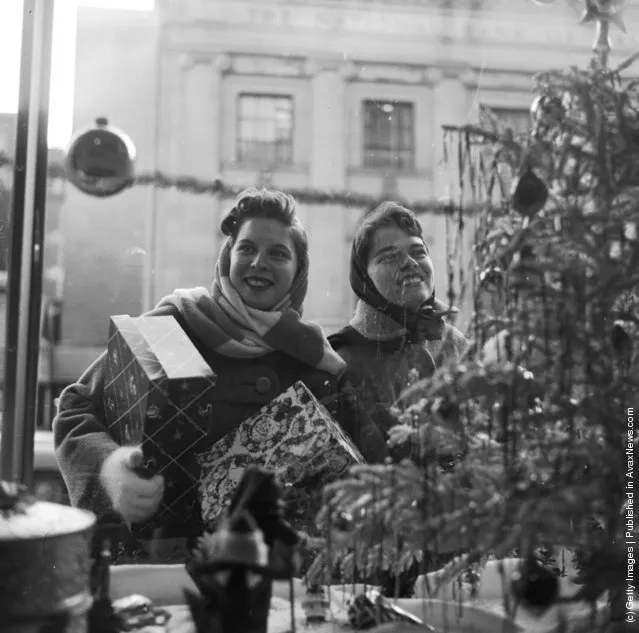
[349,299,454,343]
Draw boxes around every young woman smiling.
[53,188,369,562]
[330,201,469,446]
[329,202,470,596]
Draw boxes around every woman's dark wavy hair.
[353,201,427,265]
[220,188,309,272]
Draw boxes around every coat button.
[255,376,272,394]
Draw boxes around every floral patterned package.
[104,315,217,542]
[196,381,364,532]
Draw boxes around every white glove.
[100,446,164,524]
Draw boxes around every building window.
[481,107,530,137]
[363,100,415,170]
[237,94,294,166]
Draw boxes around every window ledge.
[222,161,309,174]
[348,166,432,178]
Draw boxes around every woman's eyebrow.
[373,245,398,258]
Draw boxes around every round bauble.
[511,167,548,218]
[65,117,136,198]
[511,556,560,613]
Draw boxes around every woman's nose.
[400,254,419,270]
[250,252,267,269]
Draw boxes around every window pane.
[363,100,415,170]
[237,94,293,165]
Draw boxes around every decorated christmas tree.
[316,2,639,630]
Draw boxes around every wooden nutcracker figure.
[185,467,307,633]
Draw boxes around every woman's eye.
[271,250,290,260]
[380,252,399,263]
[237,244,254,254]
[412,249,429,259]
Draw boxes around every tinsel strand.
[0,150,478,216]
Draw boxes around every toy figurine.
[186,467,307,633]
[186,510,274,633]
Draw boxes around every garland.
[0,150,479,216]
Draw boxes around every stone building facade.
[51,0,638,393]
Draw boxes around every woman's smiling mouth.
[399,274,425,287]
[244,276,274,289]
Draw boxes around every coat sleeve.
[52,350,119,517]
[324,370,390,464]
[53,302,182,517]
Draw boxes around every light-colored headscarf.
[156,239,346,376]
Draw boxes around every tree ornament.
[580,0,629,34]
[530,95,565,135]
[580,0,630,66]
[460,568,482,597]
[65,117,136,198]
[331,511,355,547]
[611,320,632,356]
[510,168,548,222]
[479,266,505,288]
[511,556,560,613]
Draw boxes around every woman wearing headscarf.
[329,201,470,596]
[53,188,370,561]
[330,201,469,446]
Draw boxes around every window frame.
[235,92,295,167]
[361,98,416,171]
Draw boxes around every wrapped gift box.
[103,315,217,539]
[196,381,364,530]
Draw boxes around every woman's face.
[366,225,434,311]
[229,217,298,310]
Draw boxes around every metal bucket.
[0,482,96,633]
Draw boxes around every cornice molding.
[178,52,232,74]
[160,1,636,53]
[173,51,544,91]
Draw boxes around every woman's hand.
[100,446,165,524]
